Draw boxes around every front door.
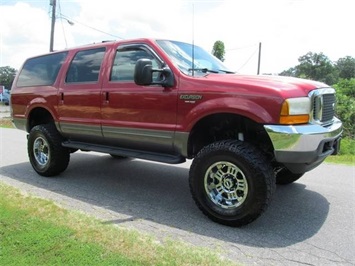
[101,44,178,154]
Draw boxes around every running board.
[62,141,186,164]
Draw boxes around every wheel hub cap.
[204,161,248,209]
[33,137,49,166]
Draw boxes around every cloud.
[1,0,354,74]
[0,2,51,68]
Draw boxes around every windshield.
[156,40,234,76]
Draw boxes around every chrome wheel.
[33,136,50,168]
[204,161,248,209]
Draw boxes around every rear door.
[58,47,106,143]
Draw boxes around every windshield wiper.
[188,68,235,74]
[188,68,219,74]
[218,69,236,74]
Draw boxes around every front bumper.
[264,117,342,173]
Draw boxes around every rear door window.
[17,52,68,87]
[66,48,105,83]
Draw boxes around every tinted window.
[17,52,67,87]
[110,47,160,81]
[66,48,105,83]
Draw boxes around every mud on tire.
[189,140,276,227]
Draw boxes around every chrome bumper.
[264,118,342,173]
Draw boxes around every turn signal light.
[279,98,310,124]
[280,114,310,124]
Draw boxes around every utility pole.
[49,0,56,52]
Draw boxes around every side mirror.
[134,59,175,88]
[134,59,153,85]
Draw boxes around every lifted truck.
[11,39,342,226]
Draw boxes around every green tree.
[333,78,355,138]
[279,52,338,84]
[212,40,225,62]
[0,66,17,90]
[336,56,355,79]
[279,67,298,77]
[296,52,337,85]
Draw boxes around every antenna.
[257,42,262,75]
[192,3,195,77]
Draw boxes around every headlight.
[280,97,310,124]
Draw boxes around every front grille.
[321,94,335,122]
[310,88,336,125]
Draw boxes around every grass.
[0,118,13,128]
[0,183,235,266]
[325,137,355,165]
[0,107,13,127]
[325,155,354,165]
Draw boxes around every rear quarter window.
[17,52,68,87]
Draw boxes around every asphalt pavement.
[1,127,354,265]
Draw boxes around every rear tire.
[28,124,70,177]
[189,140,275,227]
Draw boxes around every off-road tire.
[28,124,70,177]
[189,140,275,227]
[275,167,304,185]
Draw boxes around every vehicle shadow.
[0,152,329,248]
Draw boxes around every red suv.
[11,38,342,226]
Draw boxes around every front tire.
[28,124,70,177]
[189,140,275,227]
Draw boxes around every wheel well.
[27,108,55,132]
[187,113,273,158]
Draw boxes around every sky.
[0,0,354,74]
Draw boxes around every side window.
[110,47,161,82]
[17,52,67,87]
[66,48,105,83]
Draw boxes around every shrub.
[334,79,355,139]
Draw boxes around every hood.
[200,74,329,98]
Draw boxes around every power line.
[59,13,124,40]
[227,43,258,51]
[237,47,258,72]
[49,0,124,51]
[57,0,68,48]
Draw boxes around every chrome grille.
[321,94,335,122]
[310,88,336,125]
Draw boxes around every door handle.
[104,91,109,103]
[60,92,64,104]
